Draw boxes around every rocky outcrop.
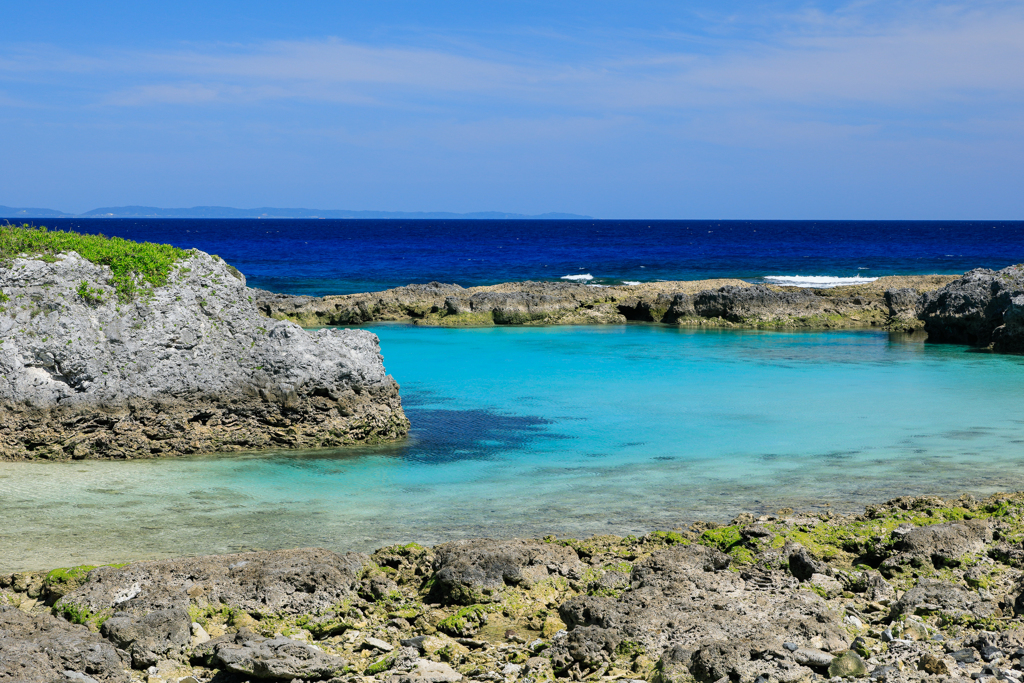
[255,275,956,330]
[880,520,991,573]
[430,539,584,605]
[209,629,348,679]
[6,492,1024,683]
[0,606,129,682]
[55,547,368,619]
[255,268,1024,353]
[692,285,834,323]
[100,608,192,668]
[921,264,1024,351]
[0,250,408,459]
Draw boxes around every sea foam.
[561,273,594,281]
[763,275,878,288]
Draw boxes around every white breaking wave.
[622,281,642,286]
[561,273,594,281]
[763,275,879,288]
[587,284,609,288]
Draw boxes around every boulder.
[429,539,583,605]
[212,628,348,679]
[889,579,1001,620]
[0,605,129,682]
[828,650,868,678]
[881,520,991,573]
[100,608,192,668]
[788,547,829,581]
[56,547,367,617]
[920,264,1024,350]
[0,248,408,460]
[694,285,829,323]
[884,288,923,329]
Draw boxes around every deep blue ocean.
[4,218,1024,570]
[18,218,1024,294]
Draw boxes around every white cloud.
[1,2,1021,117]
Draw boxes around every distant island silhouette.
[0,205,591,220]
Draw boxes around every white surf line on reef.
[561,273,594,281]
[763,275,879,288]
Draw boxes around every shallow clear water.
[3,325,1024,572]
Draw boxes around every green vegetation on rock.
[0,223,191,302]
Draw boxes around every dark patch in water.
[618,441,646,448]
[820,450,859,460]
[943,429,990,440]
[653,456,676,461]
[401,407,560,464]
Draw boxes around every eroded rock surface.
[211,628,348,679]
[0,605,128,682]
[56,548,367,618]
[431,539,584,605]
[6,493,1024,683]
[921,263,1024,350]
[0,250,408,460]
[254,276,956,330]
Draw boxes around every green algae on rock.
[0,230,409,460]
[4,491,1024,682]
[253,274,958,332]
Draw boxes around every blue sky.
[1,1,1022,218]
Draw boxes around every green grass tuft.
[1,223,192,302]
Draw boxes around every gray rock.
[921,264,1024,351]
[690,638,806,683]
[842,570,895,602]
[429,538,583,605]
[554,545,848,679]
[257,276,954,330]
[0,249,407,459]
[364,636,395,652]
[389,659,463,683]
[254,281,466,325]
[884,288,923,324]
[792,647,834,667]
[694,285,831,323]
[788,547,829,582]
[890,579,1001,620]
[56,547,367,618]
[0,605,129,682]
[213,629,348,679]
[100,607,191,668]
[880,520,991,572]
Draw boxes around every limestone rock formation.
[255,275,956,330]
[0,250,408,459]
[0,605,129,682]
[55,548,368,618]
[430,538,584,605]
[921,264,1024,351]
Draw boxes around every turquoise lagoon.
[3,324,1024,571]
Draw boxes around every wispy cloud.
[2,3,1021,114]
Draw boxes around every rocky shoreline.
[253,276,958,330]
[255,264,1024,353]
[3,492,1024,683]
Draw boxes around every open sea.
[3,219,1024,571]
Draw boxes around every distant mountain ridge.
[1,204,591,220]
